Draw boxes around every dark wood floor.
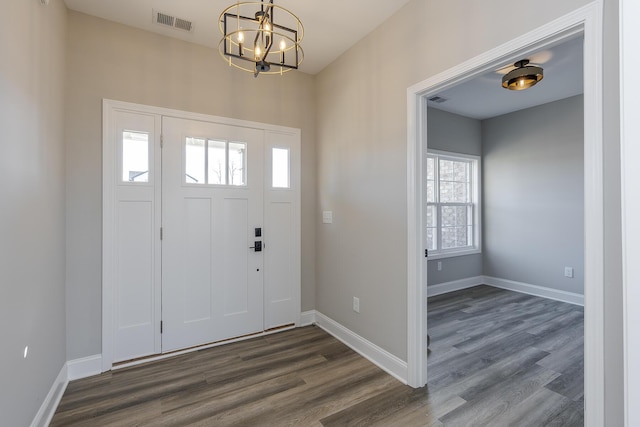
[51,285,584,426]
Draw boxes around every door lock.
[250,241,262,252]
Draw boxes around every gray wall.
[603,0,624,423]
[426,108,483,285]
[314,0,592,361]
[0,1,68,425]
[64,12,317,360]
[482,96,584,294]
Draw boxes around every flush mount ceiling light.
[502,59,544,90]
[218,0,304,77]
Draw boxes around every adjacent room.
[423,36,585,424]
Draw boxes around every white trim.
[620,0,640,424]
[299,310,317,326]
[483,276,584,306]
[103,99,301,134]
[315,312,408,384]
[426,276,484,297]
[30,364,67,427]
[407,3,604,425]
[67,354,102,381]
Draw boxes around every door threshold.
[112,324,297,371]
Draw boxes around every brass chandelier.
[218,0,304,77]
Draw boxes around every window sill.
[427,248,481,260]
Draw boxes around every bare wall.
[482,96,584,295]
[315,0,592,361]
[0,0,68,425]
[65,11,317,360]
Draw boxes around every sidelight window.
[122,131,150,183]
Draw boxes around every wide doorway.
[102,100,301,369]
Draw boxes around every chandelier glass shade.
[502,59,544,90]
[218,0,304,77]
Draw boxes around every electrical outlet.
[437,261,442,271]
[564,266,574,278]
[353,297,360,313]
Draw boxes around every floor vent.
[428,95,448,104]
[153,10,194,33]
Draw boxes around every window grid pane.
[185,137,206,184]
[207,140,226,185]
[426,152,478,255]
[228,142,246,186]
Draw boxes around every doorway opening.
[407,2,603,425]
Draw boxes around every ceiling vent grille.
[428,96,448,104]
[153,10,194,33]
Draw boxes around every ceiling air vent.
[153,10,194,33]
[428,96,448,104]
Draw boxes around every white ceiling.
[427,36,584,120]
[63,0,413,75]
[63,1,582,118]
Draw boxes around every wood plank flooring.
[51,285,584,426]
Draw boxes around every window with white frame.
[426,150,481,258]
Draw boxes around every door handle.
[250,241,262,252]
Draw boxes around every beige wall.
[65,11,317,359]
[0,0,68,425]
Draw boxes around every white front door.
[103,100,301,370]
[161,117,265,352]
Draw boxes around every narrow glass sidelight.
[272,147,290,188]
[122,131,149,182]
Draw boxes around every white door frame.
[102,99,301,371]
[406,2,604,425]
[620,0,640,425]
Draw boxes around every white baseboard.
[30,363,68,427]
[426,276,484,297]
[67,354,102,381]
[299,310,317,326]
[314,311,408,384]
[483,276,584,306]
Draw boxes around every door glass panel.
[228,142,246,186]
[207,140,226,185]
[185,137,206,184]
[122,131,149,182]
[272,147,290,188]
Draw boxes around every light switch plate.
[322,211,333,224]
